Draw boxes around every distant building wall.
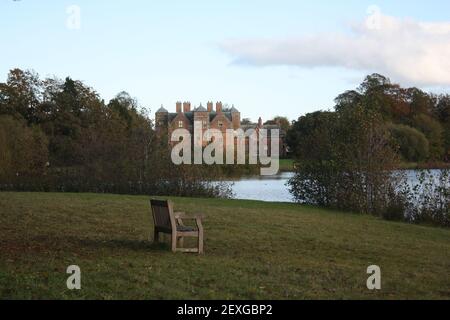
[155,101,287,156]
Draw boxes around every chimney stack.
[258,117,263,127]
[176,101,182,113]
[183,101,191,113]
[207,101,213,112]
[216,101,223,113]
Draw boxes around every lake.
[225,170,448,203]
[225,172,295,202]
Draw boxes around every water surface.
[225,170,447,203]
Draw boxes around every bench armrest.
[174,212,204,231]
[174,212,204,220]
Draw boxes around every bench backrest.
[150,199,175,230]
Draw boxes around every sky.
[1,0,450,122]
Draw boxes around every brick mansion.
[155,101,287,157]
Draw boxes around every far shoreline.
[279,158,450,172]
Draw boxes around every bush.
[381,191,408,222]
[403,169,450,227]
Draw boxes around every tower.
[230,105,240,130]
[155,105,169,132]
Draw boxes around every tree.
[0,69,232,197]
[0,68,42,123]
[241,118,252,125]
[433,94,450,161]
[286,111,339,207]
[413,114,444,160]
[358,73,391,93]
[286,111,335,160]
[389,124,429,162]
[0,115,48,181]
[264,116,291,132]
[288,106,400,215]
[40,77,106,166]
[335,90,362,111]
[408,87,433,117]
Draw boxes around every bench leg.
[171,232,177,253]
[153,229,159,243]
[198,231,204,254]
[178,236,184,248]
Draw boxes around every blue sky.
[1,0,450,121]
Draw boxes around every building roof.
[168,112,194,123]
[194,105,207,112]
[230,105,239,113]
[163,104,241,125]
[209,111,233,122]
[156,106,168,113]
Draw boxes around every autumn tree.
[264,116,291,132]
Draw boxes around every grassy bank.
[279,159,295,172]
[398,161,450,170]
[0,192,449,299]
[279,158,450,172]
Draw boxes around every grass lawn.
[279,159,294,172]
[0,192,449,300]
[280,159,450,172]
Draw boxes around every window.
[218,121,223,129]
[178,121,183,128]
[203,121,208,129]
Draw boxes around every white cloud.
[221,12,450,87]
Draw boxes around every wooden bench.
[150,199,204,254]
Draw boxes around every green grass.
[0,192,449,300]
[281,159,450,172]
[398,161,450,170]
[279,159,294,172]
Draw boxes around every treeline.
[288,74,450,164]
[286,74,449,227]
[0,68,231,197]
